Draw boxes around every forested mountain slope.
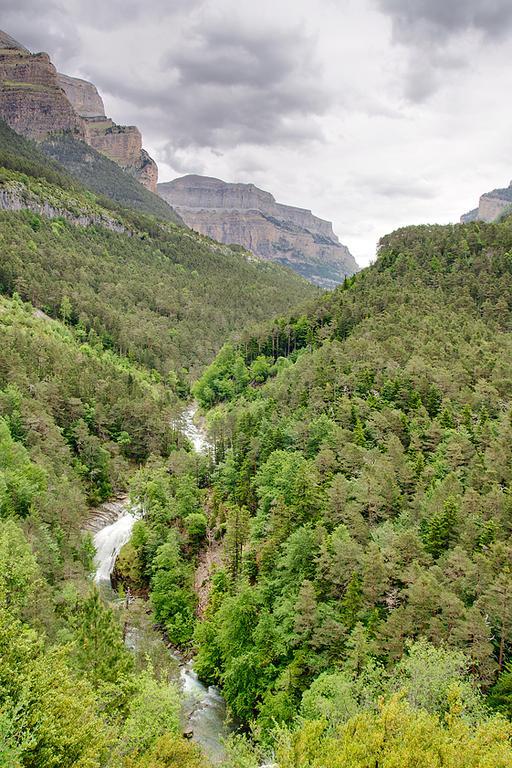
[184,217,512,757]
[0,118,182,223]
[40,133,184,223]
[0,121,317,380]
[0,121,319,766]
[0,294,211,767]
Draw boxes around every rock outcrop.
[57,73,105,119]
[0,181,126,233]
[0,36,84,140]
[461,181,512,223]
[158,175,358,288]
[0,30,158,192]
[81,117,158,193]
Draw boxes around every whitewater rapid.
[91,405,229,763]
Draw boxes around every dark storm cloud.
[92,17,331,150]
[164,23,306,89]
[377,0,512,102]
[378,0,512,42]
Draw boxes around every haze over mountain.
[159,175,358,288]
[461,180,512,223]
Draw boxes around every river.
[91,404,229,763]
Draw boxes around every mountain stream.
[90,405,229,763]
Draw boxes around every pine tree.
[225,504,250,581]
[72,588,133,689]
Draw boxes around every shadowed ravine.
[90,405,230,764]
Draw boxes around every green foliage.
[194,214,512,741]
[0,196,314,379]
[184,512,208,549]
[150,534,196,645]
[123,733,207,768]
[275,695,512,767]
[0,417,46,517]
[70,588,134,692]
[489,663,512,718]
[0,606,110,767]
[40,133,183,223]
[0,518,39,614]
[390,639,486,722]
[0,295,174,510]
[120,671,181,755]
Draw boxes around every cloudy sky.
[4,0,512,265]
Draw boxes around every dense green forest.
[0,119,182,223]
[2,108,512,765]
[0,121,316,379]
[158,217,512,763]
[0,121,317,767]
[40,133,184,223]
[0,294,211,766]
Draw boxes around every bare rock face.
[158,175,358,288]
[0,39,84,140]
[57,73,105,118]
[461,181,512,223]
[0,29,157,192]
[82,119,158,192]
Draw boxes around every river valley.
[90,405,230,764]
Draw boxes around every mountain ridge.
[158,174,358,288]
[461,179,512,223]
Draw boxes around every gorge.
[90,409,230,764]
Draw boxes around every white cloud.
[4,0,512,265]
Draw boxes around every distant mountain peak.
[461,178,512,223]
[158,174,358,288]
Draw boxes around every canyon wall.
[461,181,512,223]
[158,175,358,288]
[0,33,84,140]
[57,73,105,118]
[0,30,157,191]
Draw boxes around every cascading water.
[180,660,230,763]
[179,403,210,454]
[93,507,138,585]
[90,405,230,764]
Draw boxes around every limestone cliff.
[0,35,84,140]
[57,73,105,118]
[158,175,358,288]
[0,30,157,192]
[461,181,512,223]
[82,117,158,193]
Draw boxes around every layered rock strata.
[158,175,358,288]
[0,30,157,191]
[0,39,84,140]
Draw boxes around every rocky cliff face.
[461,181,512,223]
[82,117,158,192]
[158,175,357,288]
[0,30,157,192]
[57,73,105,118]
[0,37,84,140]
